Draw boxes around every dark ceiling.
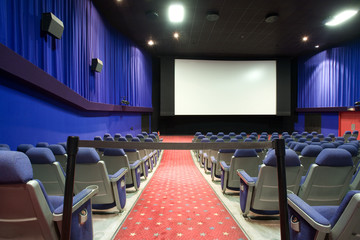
[93,0,360,58]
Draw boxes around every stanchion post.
[61,136,79,240]
[273,138,290,240]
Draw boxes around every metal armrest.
[109,168,128,182]
[237,170,255,187]
[287,193,331,232]
[53,185,99,221]
[130,160,141,169]
[210,156,217,164]
[220,161,230,171]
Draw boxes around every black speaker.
[41,12,64,39]
[91,58,103,73]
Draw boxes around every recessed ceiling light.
[325,10,358,26]
[147,40,154,46]
[168,4,184,23]
[315,45,319,48]
[206,11,220,21]
[173,32,179,39]
[302,36,309,42]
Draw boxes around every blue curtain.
[0,0,152,107]
[298,40,360,108]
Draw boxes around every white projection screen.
[174,59,277,115]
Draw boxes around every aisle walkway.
[114,136,248,239]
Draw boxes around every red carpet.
[114,136,247,240]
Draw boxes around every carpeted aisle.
[114,136,247,240]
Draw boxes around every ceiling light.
[302,36,308,42]
[325,10,358,26]
[147,40,154,46]
[265,13,279,23]
[206,11,220,21]
[168,4,184,23]
[315,45,319,48]
[173,32,179,39]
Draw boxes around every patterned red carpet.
[114,136,247,240]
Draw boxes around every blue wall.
[0,76,142,150]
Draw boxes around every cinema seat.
[17,143,34,153]
[220,149,259,194]
[0,144,10,150]
[299,145,323,176]
[36,142,49,148]
[298,148,354,206]
[114,133,122,141]
[48,144,67,171]
[102,148,141,190]
[287,190,360,240]
[211,140,236,181]
[26,148,66,196]
[350,167,360,190]
[352,130,358,140]
[237,149,303,217]
[204,139,223,174]
[338,144,359,167]
[199,138,210,168]
[343,131,352,142]
[103,133,111,139]
[74,148,128,212]
[125,133,133,142]
[0,151,98,240]
[119,137,149,179]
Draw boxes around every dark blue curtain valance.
[0,0,152,107]
[298,40,360,108]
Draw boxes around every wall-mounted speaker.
[41,12,64,39]
[91,58,103,73]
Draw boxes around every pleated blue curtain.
[0,0,152,107]
[298,40,360,108]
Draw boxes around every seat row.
[0,133,162,239]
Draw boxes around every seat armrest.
[130,160,141,169]
[142,155,150,162]
[237,170,255,187]
[109,168,128,182]
[287,193,331,232]
[211,156,217,163]
[220,161,230,171]
[53,185,99,221]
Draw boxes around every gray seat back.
[331,192,360,240]
[298,148,354,205]
[252,149,303,211]
[299,145,323,175]
[26,148,66,196]
[228,149,260,188]
[102,148,134,185]
[75,148,114,205]
[0,151,58,240]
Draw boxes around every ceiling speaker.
[91,58,103,73]
[41,12,64,39]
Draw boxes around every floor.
[92,141,280,240]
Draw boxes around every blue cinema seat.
[74,148,128,212]
[26,147,66,196]
[237,149,303,217]
[0,151,98,240]
[287,190,360,240]
[298,148,354,206]
[48,144,68,171]
[102,148,141,190]
[114,133,122,141]
[17,143,34,153]
[299,145,323,175]
[220,149,260,194]
[211,140,236,181]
